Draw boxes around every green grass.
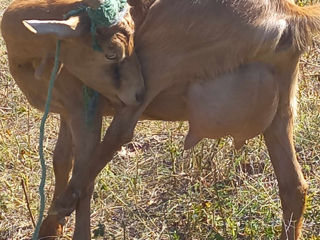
[1,0,320,239]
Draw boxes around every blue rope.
[32,40,61,240]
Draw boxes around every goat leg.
[39,117,73,239]
[45,109,102,240]
[53,106,141,217]
[264,108,308,240]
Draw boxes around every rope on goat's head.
[87,0,128,51]
[32,1,128,239]
[65,0,129,51]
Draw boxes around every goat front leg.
[54,105,144,224]
[264,109,308,240]
[69,111,102,240]
[39,117,73,239]
[48,110,102,240]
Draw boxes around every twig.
[21,179,36,228]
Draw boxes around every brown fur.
[1,0,320,239]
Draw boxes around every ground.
[0,0,320,239]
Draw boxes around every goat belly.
[184,63,279,150]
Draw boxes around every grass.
[0,0,320,239]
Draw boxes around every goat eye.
[105,52,117,61]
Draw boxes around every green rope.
[86,0,128,27]
[32,40,61,240]
[83,85,99,126]
[64,0,128,51]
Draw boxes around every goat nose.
[135,91,145,103]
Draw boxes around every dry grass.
[0,0,320,239]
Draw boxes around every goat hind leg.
[264,110,308,240]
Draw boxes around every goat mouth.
[117,90,145,107]
[106,94,134,109]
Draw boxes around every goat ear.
[22,16,89,39]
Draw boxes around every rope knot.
[64,0,129,51]
[86,0,128,27]
[86,0,129,51]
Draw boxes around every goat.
[2,0,320,239]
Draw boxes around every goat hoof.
[39,214,63,239]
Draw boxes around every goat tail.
[282,1,320,50]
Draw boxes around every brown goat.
[2,0,320,239]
